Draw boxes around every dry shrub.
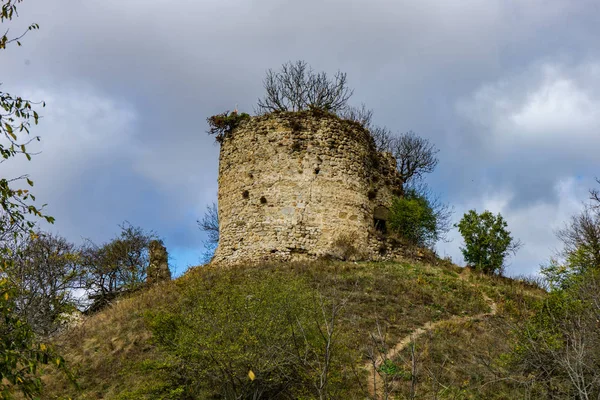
[329,232,367,261]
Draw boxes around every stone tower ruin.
[212,111,405,265]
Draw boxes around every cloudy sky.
[3,0,599,276]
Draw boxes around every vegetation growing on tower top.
[256,60,354,113]
[206,110,250,143]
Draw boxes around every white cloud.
[458,61,600,155]
[511,78,600,135]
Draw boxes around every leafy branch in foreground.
[0,1,70,398]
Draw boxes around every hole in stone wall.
[314,168,320,175]
[248,172,254,179]
[374,218,387,234]
[242,190,249,199]
[291,141,303,152]
[367,189,377,200]
[260,196,267,204]
[289,119,303,132]
[378,244,388,256]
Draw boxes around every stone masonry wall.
[212,111,405,265]
[147,240,171,284]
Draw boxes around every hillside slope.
[41,260,544,399]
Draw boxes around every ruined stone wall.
[147,240,171,284]
[212,111,404,265]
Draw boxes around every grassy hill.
[40,259,544,399]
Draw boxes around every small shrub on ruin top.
[207,110,250,143]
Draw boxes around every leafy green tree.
[456,210,522,275]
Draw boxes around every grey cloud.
[2,0,599,272]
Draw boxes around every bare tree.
[256,60,354,114]
[390,131,439,183]
[556,205,600,272]
[337,105,396,153]
[513,270,600,399]
[80,222,157,312]
[198,202,219,263]
[405,180,454,245]
[313,293,346,399]
[365,321,394,399]
[590,178,600,208]
[339,103,373,128]
[370,125,395,154]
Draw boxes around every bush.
[145,269,355,399]
[456,210,522,275]
[388,190,439,248]
[510,269,600,398]
[206,110,250,143]
[0,279,69,399]
[330,232,365,261]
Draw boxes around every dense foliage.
[39,260,547,400]
[508,183,600,398]
[388,190,439,247]
[145,269,355,399]
[456,210,521,275]
[0,281,69,399]
[510,268,600,398]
